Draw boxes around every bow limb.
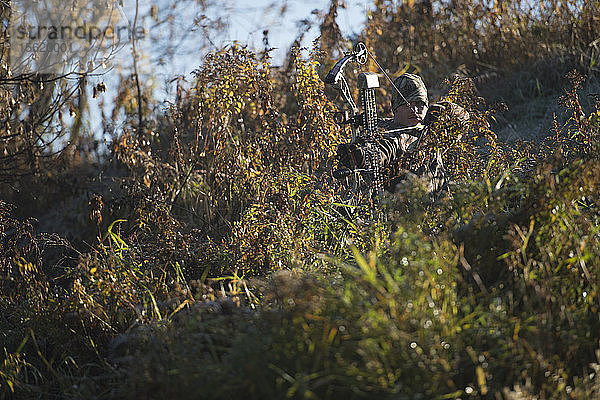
[336,74,359,116]
[324,54,359,116]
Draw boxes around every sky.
[82,0,373,138]
[114,0,372,85]
[224,1,370,65]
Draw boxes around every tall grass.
[1,0,600,398]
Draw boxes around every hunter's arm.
[375,132,420,167]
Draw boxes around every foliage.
[95,143,600,398]
[362,0,600,82]
[2,0,600,399]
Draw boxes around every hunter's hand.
[423,101,470,126]
[423,102,447,125]
[337,143,365,169]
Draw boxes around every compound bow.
[324,42,404,202]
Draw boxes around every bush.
[3,1,600,398]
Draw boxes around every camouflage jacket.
[339,101,469,199]
[378,101,469,197]
[374,123,447,198]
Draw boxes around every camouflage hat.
[391,73,428,110]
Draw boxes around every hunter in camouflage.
[337,73,469,200]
